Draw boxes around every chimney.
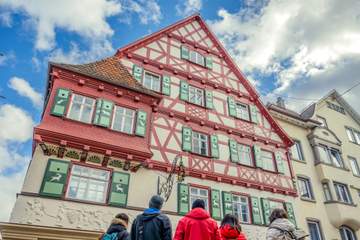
[276,97,286,108]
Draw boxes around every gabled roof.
[49,56,160,98]
[115,14,294,147]
[301,89,360,126]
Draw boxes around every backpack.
[101,232,118,240]
[269,226,296,240]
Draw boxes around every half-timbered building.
[4,14,297,240]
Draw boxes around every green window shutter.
[229,139,239,163]
[205,90,214,109]
[275,152,285,174]
[227,96,237,117]
[109,172,130,207]
[210,135,219,158]
[222,191,233,215]
[181,46,190,60]
[132,64,143,82]
[285,202,297,227]
[180,81,189,101]
[162,75,171,96]
[40,159,70,198]
[135,110,147,137]
[51,88,71,117]
[211,189,221,220]
[251,197,263,225]
[205,57,213,69]
[178,183,189,215]
[93,99,114,127]
[253,145,263,168]
[261,198,271,225]
[182,126,192,152]
[250,105,258,123]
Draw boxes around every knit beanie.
[192,199,205,209]
[149,195,164,210]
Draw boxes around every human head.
[114,213,129,227]
[221,214,241,232]
[192,199,205,209]
[269,208,288,223]
[149,195,164,210]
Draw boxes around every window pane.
[346,128,356,142]
[236,103,250,121]
[232,196,250,223]
[298,178,311,199]
[67,94,94,123]
[262,151,275,171]
[329,149,343,168]
[322,183,332,201]
[238,144,252,166]
[355,131,360,144]
[189,187,209,211]
[192,131,208,156]
[291,141,303,161]
[189,86,204,106]
[308,222,322,240]
[143,72,161,92]
[112,106,135,134]
[349,157,360,176]
[318,146,331,164]
[335,183,351,203]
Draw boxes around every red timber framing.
[115,14,296,195]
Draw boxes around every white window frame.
[188,85,205,106]
[349,157,360,176]
[111,106,136,134]
[232,194,251,224]
[189,186,209,211]
[235,102,250,121]
[189,50,205,66]
[67,94,95,123]
[334,182,352,204]
[340,226,357,240]
[307,221,323,240]
[261,150,276,172]
[66,164,110,204]
[237,144,253,166]
[318,145,344,168]
[346,127,360,144]
[143,71,161,92]
[291,140,304,161]
[298,177,314,200]
[192,131,209,156]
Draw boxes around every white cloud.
[0,11,12,27]
[176,0,202,17]
[0,52,16,66]
[8,77,43,108]
[0,104,34,221]
[209,0,360,112]
[124,0,162,24]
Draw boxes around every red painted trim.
[116,14,293,147]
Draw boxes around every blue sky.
[1,0,360,221]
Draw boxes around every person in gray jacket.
[266,208,307,240]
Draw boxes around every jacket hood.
[142,208,161,222]
[185,208,210,219]
[269,218,295,232]
[106,218,127,234]
[220,224,240,238]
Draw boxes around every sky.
[0,0,360,221]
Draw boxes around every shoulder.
[158,213,170,221]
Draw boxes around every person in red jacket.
[174,199,220,240]
[219,214,247,240]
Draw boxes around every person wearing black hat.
[130,195,172,240]
[174,199,220,240]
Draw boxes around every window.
[237,144,253,166]
[291,140,304,161]
[307,221,323,240]
[334,182,352,204]
[327,101,345,114]
[67,94,95,123]
[340,226,357,240]
[189,51,205,66]
[236,103,250,121]
[317,145,344,168]
[232,195,250,223]
[322,182,332,201]
[143,72,161,92]
[298,177,314,200]
[269,200,285,211]
[192,131,209,156]
[111,106,135,134]
[66,165,110,203]
[188,85,205,106]
[346,127,360,144]
[349,157,360,176]
[261,150,276,172]
[317,116,327,128]
[189,186,209,211]
[329,148,344,168]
